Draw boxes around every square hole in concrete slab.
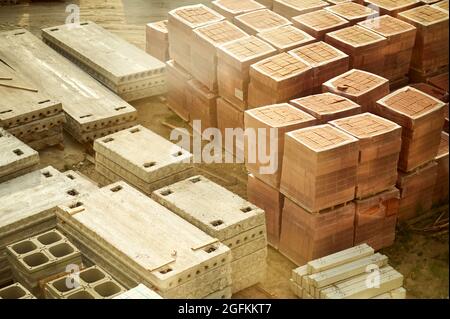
[42,171,52,178]
[49,242,74,258]
[51,277,77,293]
[204,246,217,253]
[0,286,27,299]
[23,252,49,268]
[67,290,95,299]
[11,241,37,255]
[129,128,140,133]
[66,174,75,180]
[143,161,157,168]
[37,231,62,245]
[172,151,183,157]
[190,177,201,183]
[102,137,114,143]
[13,149,24,156]
[80,268,105,284]
[210,220,224,227]
[110,185,123,192]
[160,189,173,196]
[241,207,253,213]
[94,281,122,297]
[67,189,79,196]
[69,202,83,209]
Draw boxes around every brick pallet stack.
[278,125,359,265]
[325,25,387,75]
[152,176,267,293]
[323,69,390,112]
[212,0,265,21]
[325,2,378,24]
[358,15,417,88]
[289,41,350,93]
[234,9,292,35]
[330,113,402,250]
[427,72,449,97]
[363,0,420,16]
[374,86,445,220]
[432,132,449,205]
[187,79,219,131]
[256,25,315,53]
[292,9,350,41]
[398,5,449,82]
[245,104,316,247]
[432,0,449,11]
[273,0,330,19]
[166,60,191,122]
[255,0,274,9]
[146,20,169,62]
[290,93,361,124]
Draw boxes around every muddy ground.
[0,0,448,298]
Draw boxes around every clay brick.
[292,9,350,40]
[234,9,292,35]
[326,2,378,24]
[166,60,192,121]
[216,97,245,160]
[273,0,330,19]
[363,0,420,16]
[212,0,265,20]
[146,20,169,62]
[432,132,449,205]
[256,25,315,53]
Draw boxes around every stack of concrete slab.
[292,9,350,41]
[217,35,277,109]
[248,52,313,107]
[113,284,163,299]
[212,0,266,21]
[0,167,98,286]
[358,15,416,87]
[45,265,126,299]
[56,181,232,298]
[323,69,390,112]
[363,0,420,16]
[0,64,65,150]
[6,230,82,297]
[432,132,449,205]
[290,93,361,124]
[234,9,292,35]
[398,5,449,82]
[191,20,248,91]
[187,79,219,130]
[256,25,315,53]
[290,244,406,299]
[0,29,137,145]
[152,176,266,294]
[325,25,387,75]
[0,128,39,183]
[168,4,225,74]
[0,283,36,299]
[93,125,193,195]
[42,21,167,101]
[289,41,350,93]
[273,0,330,19]
[433,0,449,11]
[166,60,192,121]
[146,20,170,62]
[326,2,378,24]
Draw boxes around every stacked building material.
[363,0,420,16]
[113,284,163,299]
[255,0,274,9]
[248,52,313,107]
[325,2,378,24]
[152,175,267,294]
[325,25,387,75]
[45,265,126,299]
[290,93,361,124]
[322,69,390,112]
[427,72,449,97]
[290,244,406,299]
[146,20,169,62]
[191,20,248,91]
[0,29,137,145]
[6,230,82,297]
[398,5,449,82]
[187,79,219,130]
[0,283,36,299]
[166,60,191,121]
[217,36,277,109]
[256,25,315,53]
[0,128,39,183]
[42,22,167,101]
[93,125,193,195]
[292,9,350,41]
[289,41,350,93]
[0,167,98,286]
[432,132,449,205]
[358,15,416,86]
[168,4,224,74]
[56,182,232,298]
[273,0,330,19]
[432,0,449,11]
[410,83,449,103]
[212,0,266,21]
[234,9,292,35]
[216,98,245,159]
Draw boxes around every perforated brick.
[399,4,448,24]
[235,9,292,35]
[331,113,399,138]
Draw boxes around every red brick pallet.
[292,9,350,41]
[326,2,378,24]
[186,79,218,130]
[322,69,390,112]
[273,0,330,19]
[212,0,265,21]
[363,0,421,16]
[374,86,445,172]
[290,92,361,124]
[234,9,292,35]
[166,60,192,121]
[432,132,449,205]
[256,25,315,53]
[410,83,448,103]
[427,72,449,98]
[244,103,316,188]
[146,20,169,62]
[432,0,449,12]
[216,97,245,160]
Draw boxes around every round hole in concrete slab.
[23,252,49,268]
[94,281,121,297]
[67,290,95,299]
[52,277,76,293]
[12,241,36,255]
[49,243,74,258]
[0,286,26,299]
[80,268,105,284]
[37,232,62,245]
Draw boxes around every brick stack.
[289,41,350,93]
[290,93,361,124]
[326,2,378,24]
[146,20,169,62]
[166,60,191,121]
[255,0,274,9]
[273,0,330,19]
[432,132,449,205]
[325,25,387,75]
[292,9,350,41]
[427,72,449,97]
[248,52,313,107]
[256,25,315,53]
[358,15,417,88]
[212,0,265,21]
[187,79,219,131]
[398,5,449,82]
[363,0,420,16]
[374,86,445,220]
[432,0,449,11]
[322,69,390,112]
[234,9,292,35]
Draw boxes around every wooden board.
[234,9,292,35]
[292,9,350,40]
[256,25,315,53]
[273,0,330,19]
[212,0,265,21]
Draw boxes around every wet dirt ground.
[0,0,448,298]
